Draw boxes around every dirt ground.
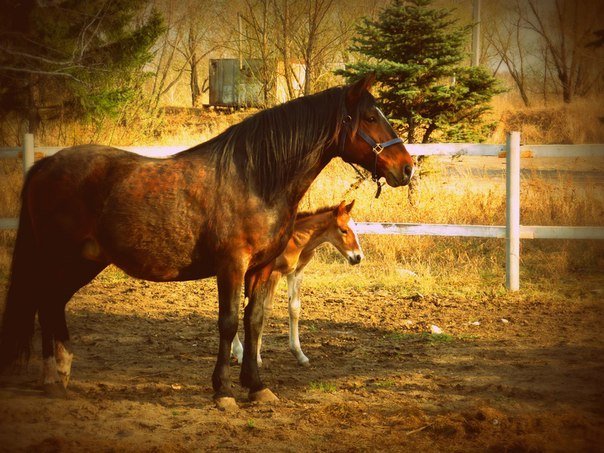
[0,268,602,453]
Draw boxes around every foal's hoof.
[43,382,67,399]
[214,396,239,412]
[249,388,278,403]
[58,372,71,389]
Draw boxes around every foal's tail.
[0,161,44,371]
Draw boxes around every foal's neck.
[292,212,333,253]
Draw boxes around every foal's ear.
[346,73,376,105]
[345,200,355,213]
[336,200,347,216]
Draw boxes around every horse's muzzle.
[386,164,414,187]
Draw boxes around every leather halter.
[340,109,403,198]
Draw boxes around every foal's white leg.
[287,271,309,366]
[231,333,244,364]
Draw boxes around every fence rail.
[1,134,603,291]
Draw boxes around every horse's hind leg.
[38,260,106,396]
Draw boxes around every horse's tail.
[0,160,46,371]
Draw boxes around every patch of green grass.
[309,381,337,393]
[428,333,454,344]
[246,419,255,429]
[458,333,480,341]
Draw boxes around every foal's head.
[327,200,363,265]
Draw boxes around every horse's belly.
[96,224,214,282]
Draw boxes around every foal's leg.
[241,264,278,402]
[231,332,244,364]
[212,263,246,409]
[287,270,309,366]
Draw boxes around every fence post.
[23,133,34,175]
[506,131,521,291]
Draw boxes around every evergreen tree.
[0,0,164,133]
[339,0,502,145]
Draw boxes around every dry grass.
[1,96,603,293]
[490,95,604,145]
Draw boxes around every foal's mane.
[295,204,340,220]
[182,87,348,202]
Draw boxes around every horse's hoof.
[299,359,310,367]
[214,396,239,412]
[249,388,278,403]
[43,382,67,399]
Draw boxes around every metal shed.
[209,59,263,107]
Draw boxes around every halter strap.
[340,108,403,198]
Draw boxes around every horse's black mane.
[181,87,348,202]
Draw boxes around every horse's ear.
[346,73,376,106]
[345,200,355,213]
[335,200,347,216]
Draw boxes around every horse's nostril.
[404,164,413,178]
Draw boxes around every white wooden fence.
[1,133,603,291]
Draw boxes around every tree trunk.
[188,27,201,108]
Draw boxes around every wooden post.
[506,131,521,291]
[23,133,34,175]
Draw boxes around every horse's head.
[327,200,363,265]
[339,74,414,187]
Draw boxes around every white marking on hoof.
[55,341,73,389]
[249,388,278,403]
[214,397,239,412]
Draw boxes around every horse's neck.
[283,152,334,207]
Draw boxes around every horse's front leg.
[212,263,246,410]
[241,263,279,402]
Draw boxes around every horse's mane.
[181,87,348,202]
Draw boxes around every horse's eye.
[340,228,348,235]
[367,116,376,123]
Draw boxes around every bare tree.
[484,1,532,106]
[149,0,231,108]
[525,0,604,103]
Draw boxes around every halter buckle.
[372,143,384,155]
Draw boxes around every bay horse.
[0,74,413,409]
[231,200,362,367]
